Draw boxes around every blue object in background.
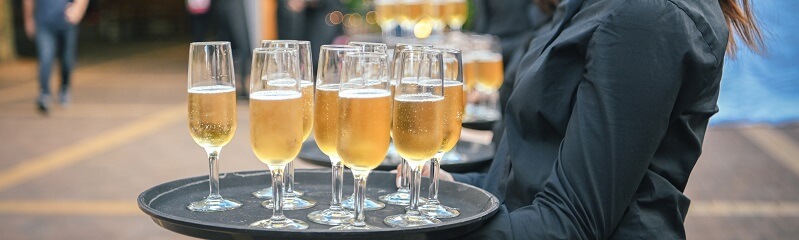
[711,0,799,126]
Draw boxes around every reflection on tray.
[299,140,494,173]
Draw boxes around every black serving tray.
[138,170,499,240]
[298,141,494,173]
[461,119,496,131]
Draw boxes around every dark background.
[10,0,190,57]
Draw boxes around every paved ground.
[0,41,797,239]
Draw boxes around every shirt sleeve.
[452,172,487,187]
[462,2,705,239]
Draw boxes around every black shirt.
[453,0,729,239]
[471,0,538,64]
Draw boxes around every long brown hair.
[532,0,764,54]
[718,0,764,54]
[534,0,559,14]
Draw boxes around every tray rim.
[298,140,495,172]
[138,169,500,238]
[461,119,497,131]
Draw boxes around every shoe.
[59,88,71,105]
[37,94,50,115]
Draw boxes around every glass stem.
[270,166,286,221]
[408,161,424,213]
[382,28,392,39]
[285,161,296,197]
[399,159,410,192]
[330,157,344,209]
[352,170,370,227]
[428,152,445,204]
[204,147,222,200]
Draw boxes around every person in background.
[427,0,764,238]
[23,0,89,114]
[186,0,212,42]
[212,0,251,99]
[277,0,344,73]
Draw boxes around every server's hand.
[25,20,34,40]
[287,0,306,12]
[23,0,34,39]
[64,0,89,24]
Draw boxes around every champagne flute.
[379,43,431,206]
[419,48,462,218]
[248,47,308,229]
[374,0,399,38]
[253,40,316,211]
[252,40,303,199]
[398,0,424,37]
[384,48,444,227]
[186,42,241,212]
[330,52,392,230]
[349,41,388,54]
[340,41,388,212]
[468,34,503,121]
[462,50,476,118]
[443,0,468,32]
[423,0,446,36]
[307,45,361,226]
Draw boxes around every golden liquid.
[313,85,340,158]
[389,81,397,138]
[440,81,464,152]
[188,86,237,148]
[338,89,392,171]
[437,3,446,22]
[424,2,445,24]
[399,1,424,24]
[444,0,468,28]
[301,81,314,141]
[376,2,397,27]
[476,54,504,91]
[389,81,397,101]
[250,90,304,166]
[443,57,460,80]
[463,60,478,90]
[392,94,444,162]
[462,86,470,111]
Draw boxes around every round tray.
[461,119,496,131]
[298,141,494,173]
[138,170,499,240]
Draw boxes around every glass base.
[419,202,460,218]
[252,187,304,199]
[187,197,241,212]
[330,223,380,230]
[250,217,308,229]
[342,196,385,211]
[384,213,442,228]
[307,207,355,226]
[379,191,427,206]
[261,196,316,210]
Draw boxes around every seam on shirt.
[586,0,720,66]
[584,0,629,54]
[665,0,721,65]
